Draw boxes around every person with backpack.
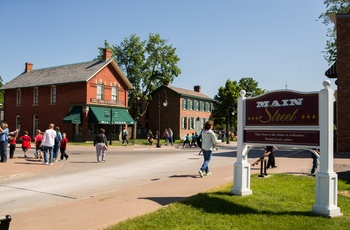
[53,126,62,162]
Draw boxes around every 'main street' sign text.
[245,91,319,126]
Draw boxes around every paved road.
[1,143,348,230]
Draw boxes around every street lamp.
[157,91,168,148]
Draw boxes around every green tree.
[0,75,3,105]
[212,78,265,132]
[97,33,181,120]
[320,0,350,64]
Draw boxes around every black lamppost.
[157,91,168,148]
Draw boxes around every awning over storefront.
[89,106,135,125]
[62,106,82,124]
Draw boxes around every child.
[19,131,31,158]
[60,132,69,160]
[9,131,18,159]
[183,134,191,148]
[34,129,43,159]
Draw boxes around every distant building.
[139,84,214,140]
[0,49,135,142]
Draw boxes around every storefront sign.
[245,92,318,126]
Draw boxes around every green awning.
[89,106,135,125]
[62,106,82,124]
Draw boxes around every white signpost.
[232,80,342,217]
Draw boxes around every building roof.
[155,85,214,101]
[0,58,133,90]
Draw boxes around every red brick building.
[0,49,135,142]
[325,13,350,152]
[141,84,214,140]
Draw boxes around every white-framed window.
[16,115,21,131]
[33,114,38,137]
[194,100,199,111]
[16,89,21,106]
[33,87,39,105]
[205,102,210,112]
[97,83,104,100]
[51,86,56,104]
[182,116,187,129]
[182,98,187,110]
[200,101,204,111]
[187,99,193,110]
[112,86,118,101]
[188,117,194,129]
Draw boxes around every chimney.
[25,62,33,72]
[103,48,112,60]
[194,85,201,93]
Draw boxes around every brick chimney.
[25,62,33,72]
[194,85,201,93]
[103,48,112,60]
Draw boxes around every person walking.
[8,131,18,159]
[53,126,62,162]
[19,131,32,158]
[198,120,219,177]
[0,123,15,163]
[163,129,169,146]
[168,128,174,146]
[94,128,108,163]
[122,127,129,144]
[311,148,320,176]
[60,132,69,161]
[147,130,154,145]
[265,146,278,169]
[183,134,191,148]
[42,123,57,165]
[34,129,43,159]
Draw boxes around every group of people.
[183,133,200,148]
[147,128,174,146]
[0,122,69,165]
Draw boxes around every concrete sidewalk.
[1,143,350,230]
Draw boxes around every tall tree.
[97,33,181,120]
[212,78,265,131]
[320,0,350,64]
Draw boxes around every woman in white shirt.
[198,120,218,177]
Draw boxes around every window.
[33,87,39,105]
[182,98,187,110]
[182,116,187,129]
[205,102,210,112]
[187,99,193,110]
[51,86,56,104]
[112,86,118,101]
[16,89,21,106]
[16,115,20,131]
[97,83,104,100]
[200,101,204,111]
[194,100,199,111]
[188,117,194,129]
[33,114,38,137]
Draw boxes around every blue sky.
[0,0,334,98]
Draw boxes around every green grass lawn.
[106,174,350,230]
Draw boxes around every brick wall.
[336,14,350,152]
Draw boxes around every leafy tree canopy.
[96,33,181,119]
[320,0,350,64]
[212,77,265,131]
